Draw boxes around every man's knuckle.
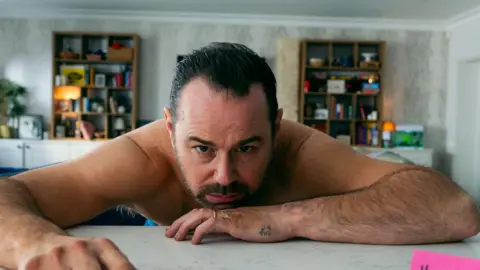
[47,246,64,262]
[69,239,87,251]
[24,256,42,270]
[96,237,115,247]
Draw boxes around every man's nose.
[214,153,234,186]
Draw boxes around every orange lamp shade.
[54,86,81,100]
[382,121,396,132]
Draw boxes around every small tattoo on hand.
[259,225,272,236]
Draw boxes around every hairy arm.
[0,178,67,268]
[0,122,168,268]
[278,131,480,245]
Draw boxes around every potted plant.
[0,79,27,138]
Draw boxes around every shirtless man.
[0,42,479,269]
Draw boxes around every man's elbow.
[449,194,480,240]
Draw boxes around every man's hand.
[164,206,295,244]
[17,235,135,270]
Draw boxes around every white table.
[68,226,480,270]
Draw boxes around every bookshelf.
[51,31,140,141]
[299,39,385,147]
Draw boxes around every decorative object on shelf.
[94,74,106,87]
[381,121,396,148]
[327,80,346,94]
[392,124,424,149]
[0,79,27,138]
[359,52,381,68]
[117,106,126,114]
[85,49,105,61]
[367,110,378,121]
[60,65,86,86]
[18,114,43,140]
[113,117,127,137]
[56,123,66,138]
[303,80,311,93]
[60,47,80,60]
[55,75,68,86]
[314,105,328,120]
[361,53,377,62]
[309,58,324,67]
[108,42,134,61]
[79,120,95,140]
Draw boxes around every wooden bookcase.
[50,31,140,141]
[299,39,385,147]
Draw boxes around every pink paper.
[411,249,480,270]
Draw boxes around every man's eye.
[237,146,254,153]
[194,146,210,153]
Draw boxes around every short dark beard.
[172,134,273,209]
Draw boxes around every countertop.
[67,226,480,270]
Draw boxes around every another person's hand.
[18,235,135,270]
[165,206,294,244]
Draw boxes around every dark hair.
[170,42,278,134]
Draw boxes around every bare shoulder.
[125,119,175,170]
[8,120,176,227]
[262,120,405,204]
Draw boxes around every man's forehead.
[178,78,269,121]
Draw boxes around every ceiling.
[1,0,480,21]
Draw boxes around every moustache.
[198,181,249,196]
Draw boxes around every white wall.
[0,18,448,168]
[446,13,480,200]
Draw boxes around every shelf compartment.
[329,95,354,120]
[355,121,380,147]
[305,42,329,68]
[332,42,355,68]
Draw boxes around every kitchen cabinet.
[23,141,71,169]
[0,139,24,168]
[0,139,105,169]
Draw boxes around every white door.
[0,139,24,168]
[70,141,104,160]
[23,141,70,169]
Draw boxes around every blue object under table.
[0,167,28,177]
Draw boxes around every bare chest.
[133,177,198,225]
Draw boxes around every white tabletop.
[67,226,480,270]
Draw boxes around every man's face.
[166,77,279,209]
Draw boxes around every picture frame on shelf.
[18,114,44,140]
[94,74,106,87]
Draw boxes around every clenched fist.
[18,235,135,270]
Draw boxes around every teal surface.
[144,219,158,226]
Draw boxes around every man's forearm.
[282,167,480,245]
[0,179,66,269]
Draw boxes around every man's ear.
[164,107,174,145]
[275,108,283,135]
